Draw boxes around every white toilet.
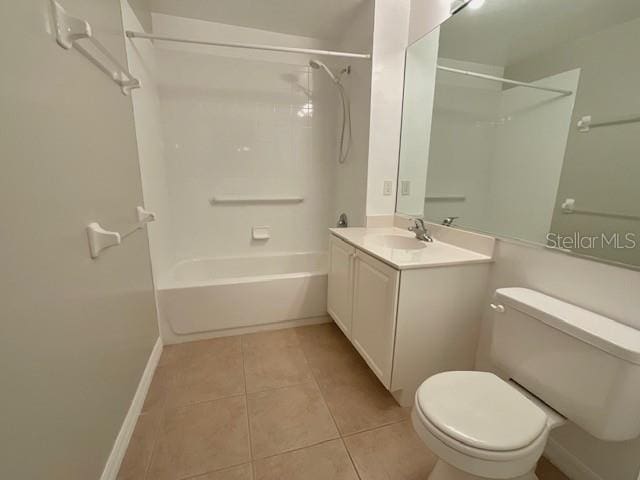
[411,287,640,480]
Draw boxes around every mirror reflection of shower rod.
[437,65,573,96]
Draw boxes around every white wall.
[0,1,159,478]
[152,14,340,266]
[365,0,411,217]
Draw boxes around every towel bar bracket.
[51,1,141,95]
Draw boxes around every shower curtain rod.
[437,65,573,96]
[126,31,372,60]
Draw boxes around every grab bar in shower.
[577,114,640,132]
[425,195,466,202]
[51,1,141,95]
[210,195,304,205]
[561,198,640,221]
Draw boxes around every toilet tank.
[489,287,640,441]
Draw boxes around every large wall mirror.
[397,0,640,268]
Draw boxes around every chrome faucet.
[409,218,433,242]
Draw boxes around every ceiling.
[147,0,371,41]
[438,0,640,67]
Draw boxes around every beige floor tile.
[253,439,359,480]
[192,463,254,480]
[117,410,161,480]
[161,336,242,366]
[344,421,437,480]
[162,336,245,408]
[242,328,301,351]
[296,323,374,385]
[146,396,250,480]
[296,323,357,361]
[298,320,407,435]
[165,354,245,408]
[247,382,339,458]
[317,366,407,435]
[243,344,313,393]
[536,457,570,480]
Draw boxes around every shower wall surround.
[156,18,337,260]
[127,10,373,281]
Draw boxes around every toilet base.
[428,459,538,480]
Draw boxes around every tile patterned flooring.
[118,321,569,480]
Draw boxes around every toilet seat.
[417,371,548,451]
[412,372,550,479]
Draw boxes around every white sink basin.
[372,235,427,250]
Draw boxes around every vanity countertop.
[329,227,493,270]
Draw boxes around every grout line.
[178,460,252,480]
[341,437,363,480]
[239,334,256,480]
[246,378,318,397]
[142,412,162,480]
[296,323,409,439]
[166,391,247,410]
[293,325,364,478]
[340,417,410,439]
[295,328,341,435]
[252,437,343,463]
[297,340,362,479]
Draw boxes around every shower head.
[309,59,339,84]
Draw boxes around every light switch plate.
[401,180,411,196]
[383,180,393,196]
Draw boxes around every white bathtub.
[157,252,328,343]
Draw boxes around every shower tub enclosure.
[122,8,373,344]
[157,252,329,343]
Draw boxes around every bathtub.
[157,252,328,343]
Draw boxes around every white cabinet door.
[327,235,356,336]
[351,250,400,388]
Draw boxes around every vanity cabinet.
[327,235,355,335]
[351,249,400,387]
[328,235,399,387]
[327,232,491,406]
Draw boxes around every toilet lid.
[417,371,547,452]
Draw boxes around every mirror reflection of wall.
[397,0,640,268]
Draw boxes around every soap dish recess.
[252,226,270,240]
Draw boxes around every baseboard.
[161,315,332,345]
[544,436,603,480]
[99,337,163,480]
